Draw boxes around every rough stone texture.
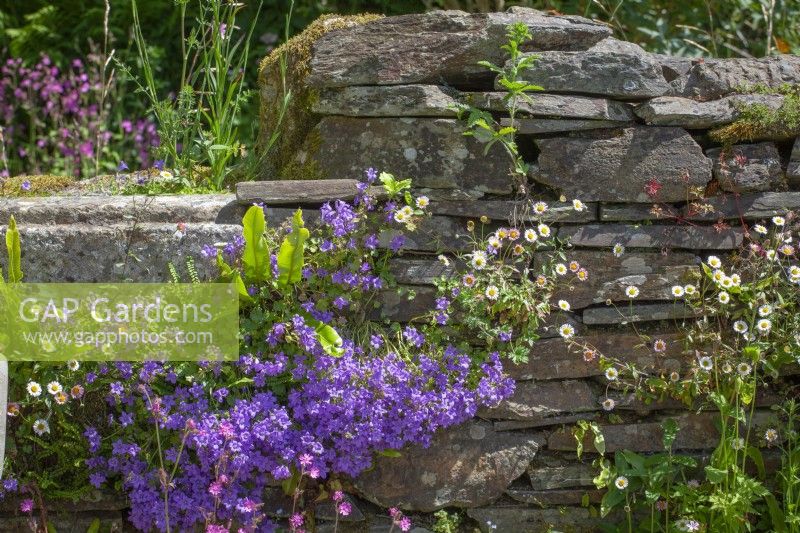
[583,303,699,325]
[12,223,241,283]
[236,179,385,205]
[707,143,785,193]
[528,459,596,490]
[505,117,632,134]
[506,488,603,506]
[535,127,712,202]
[467,506,598,533]
[429,199,597,223]
[789,138,800,187]
[506,332,687,381]
[307,10,611,88]
[296,117,511,194]
[539,250,699,308]
[467,91,635,120]
[677,56,800,99]
[354,420,542,512]
[0,194,242,225]
[635,94,784,128]
[313,85,460,117]
[512,39,670,99]
[479,380,598,421]
[558,223,744,250]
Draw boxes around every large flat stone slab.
[635,94,784,129]
[236,179,386,205]
[558,223,743,249]
[307,10,611,88]
[677,56,800,99]
[295,117,512,194]
[313,85,460,117]
[582,302,699,325]
[11,223,241,282]
[506,333,686,381]
[429,198,597,223]
[511,39,670,99]
[354,420,542,511]
[0,194,240,225]
[467,506,598,533]
[479,380,597,421]
[535,127,712,202]
[538,250,699,308]
[467,91,635,120]
[505,118,631,134]
[707,142,785,193]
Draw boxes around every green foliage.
[457,22,541,186]
[242,205,271,283]
[711,84,800,144]
[432,509,462,533]
[5,215,22,283]
[277,208,309,287]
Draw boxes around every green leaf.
[705,465,728,483]
[86,519,101,533]
[662,418,679,450]
[378,449,402,458]
[277,209,309,287]
[241,206,270,283]
[314,321,344,357]
[765,493,788,532]
[6,216,22,283]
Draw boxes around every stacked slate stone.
[246,7,800,532]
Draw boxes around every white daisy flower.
[558,300,571,311]
[756,318,772,334]
[671,285,685,298]
[781,244,795,256]
[766,249,777,261]
[721,276,734,289]
[612,243,625,257]
[537,223,551,238]
[737,362,752,376]
[602,398,616,411]
[754,224,768,235]
[605,367,619,381]
[33,419,50,436]
[653,339,667,352]
[698,356,713,371]
[27,381,42,397]
[524,229,538,243]
[788,265,800,278]
[773,216,786,227]
[488,236,502,250]
[707,256,722,269]
[555,263,568,276]
[684,284,697,295]
[758,304,773,317]
[733,320,748,334]
[471,251,488,270]
[765,428,779,443]
[729,274,741,287]
[47,381,63,395]
[533,201,548,215]
[712,270,725,283]
[67,360,80,371]
[415,196,429,209]
[717,292,730,304]
[614,476,629,490]
[393,210,408,223]
[558,324,575,339]
[625,286,640,299]
[485,285,500,301]
[572,199,586,212]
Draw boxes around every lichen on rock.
[255,13,383,181]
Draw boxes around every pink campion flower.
[208,481,223,497]
[333,490,344,502]
[289,513,304,528]
[399,517,412,531]
[20,499,33,513]
[389,507,400,519]
[298,453,313,467]
[644,178,663,198]
[338,502,352,516]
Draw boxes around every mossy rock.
[0,174,74,197]
[255,13,382,181]
[710,84,800,144]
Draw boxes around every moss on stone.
[256,13,382,180]
[1,174,74,196]
[710,84,800,145]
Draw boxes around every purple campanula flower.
[117,160,129,172]
[20,180,31,191]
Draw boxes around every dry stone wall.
[1,7,800,532]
